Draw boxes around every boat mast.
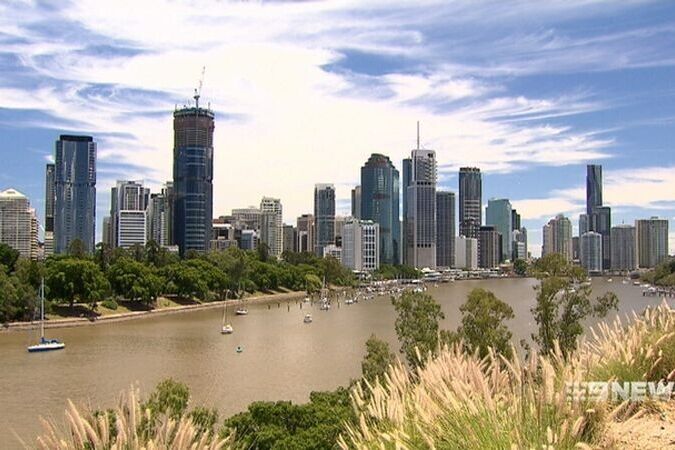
[40,277,45,340]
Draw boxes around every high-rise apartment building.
[260,197,283,258]
[231,207,261,230]
[172,96,214,255]
[283,224,297,254]
[586,165,611,270]
[0,189,38,259]
[44,163,55,256]
[314,184,335,257]
[405,148,437,268]
[110,180,149,248]
[54,135,97,254]
[455,236,478,270]
[610,225,637,271]
[342,219,379,272]
[351,186,361,219]
[485,198,512,262]
[586,164,603,215]
[542,214,573,261]
[635,217,669,268]
[436,191,455,268]
[512,228,528,261]
[401,157,412,264]
[360,153,400,265]
[579,213,589,236]
[147,183,173,247]
[580,231,603,274]
[459,167,482,239]
[478,226,501,269]
[296,214,315,253]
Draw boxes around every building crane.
[193,66,206,108]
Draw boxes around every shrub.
[100,299,118,310]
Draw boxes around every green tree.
[14,258,44,290]
[0,267,36,323]
[531,253,619,356]
[107,258,163,305]
[304,273,322,295]
[144,378,190,418]
[391,291,446,368]
[513,258,527,276]
[94,242,113,272]
[45,259,110,308]
[455,288,514,359]
[0,243,20,272]
[162,263,209,301]
[361,334,395,383]
[67,238,88,258]
[257,242,271,263]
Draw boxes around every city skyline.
[1,1,675,256]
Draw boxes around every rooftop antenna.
[194,66,206,108]
[416,121,420,149]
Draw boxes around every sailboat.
[221,303,233,334]
[235,282,248,315]
[28,279,65,353]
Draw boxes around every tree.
[94,242,113,272]
[304,273,322,295]
[45,259,110,308]
[257,242,271,263]
[361,334,395,383]
[531,253,619,356]
[391,291,446,368]
[0,267,36,323]
[14,258,44,289]
[144,378,190,418]
[107,258,163,305]
[162,263,209,301]
[67,238,88,258]
[0,243,20,272]
[513,258,527,276]
[456,288,514,359]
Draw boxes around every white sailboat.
[27,279,65,353]
[221,303,233,334]
[235,284,248,315]
[303,313,313,323]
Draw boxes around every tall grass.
[34,386,231,450]
[339,301,675,449]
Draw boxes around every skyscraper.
[260,197,283,258]
[296,214,315,253]
[586,164,603,215]
[485,198,512,262]
[54,135,96,254]
[635,217,669,268]
[405,149,437,268]
[579,213,589,236]
[314,184,335,257]
[351,186,361,219]
[0,189,38,259]
[44,163,55,256]
[455,236,478,270]
[283,224,297,253]
[610,225,637,271]
[172,96,214,255]
[342,218,380,272]
[110,180,149,248]
[580,231,602,274]
[147,183,173,247]
[401,157,412,264]
[360,153,400,265]
[459,167,482,238]
[478,226,501,269]
[436,191,455,268]
[542,214,573,261]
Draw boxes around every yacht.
[28,280,65,353]
[235,307,248,316]
[303,313,313,323]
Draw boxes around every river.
[0,277,667,447]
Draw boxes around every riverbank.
[1,290,309,332]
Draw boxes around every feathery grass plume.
[34,385,232,449]
[339,301,675,449]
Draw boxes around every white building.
[580,231,603,274]
[542,214,573,261]
[322,244,342,262]
[342,219,379,272]
[260,197,283,258]
[117,210,147,248]
[110,180,149,248]
[455,236,478,270]
[0,189,38,259]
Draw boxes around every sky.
[0,0,674,256]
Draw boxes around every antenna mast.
[194,66,206,108]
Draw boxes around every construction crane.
[193,66,206,108]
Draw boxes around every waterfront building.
[333,216,347,247]
[110,180,149,248]
[458,167,482,239]
[579,213,589,236]
[0,189,38,259]
[342,218,379,272]
[580,231,603,274]
[635,217,669,268]
[147,183,173,247]
[360,153,400,265]
[283,224,297,253]
[511,209,521,231]
[351,186,361,219]
[44,163,55,256]
[610,225,637,271]
[231,207,261,230]
[54,135,97,254]
[172,95,214,255]
[486,198,512,262]
[512,228,528,261]
[296,214,315,253]
[586,164,603,215]
[590,206,611,270]
[401,156,412,264]
[260,197,283,258]
[455,236,478,270]
[314,184,336,257]
[323,244,342,262]
[436,191,455,268]
[210,219,237,251]
[405,148,437,269]
[542,214,573,261]
[239,229,257,250]
[478,226,501,269]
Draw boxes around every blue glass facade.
[360,153,400,265]
[54,135,96,254]
[173,106,214,255]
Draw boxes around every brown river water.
[0,277,668,447]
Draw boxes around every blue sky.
[0,0,674,255]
